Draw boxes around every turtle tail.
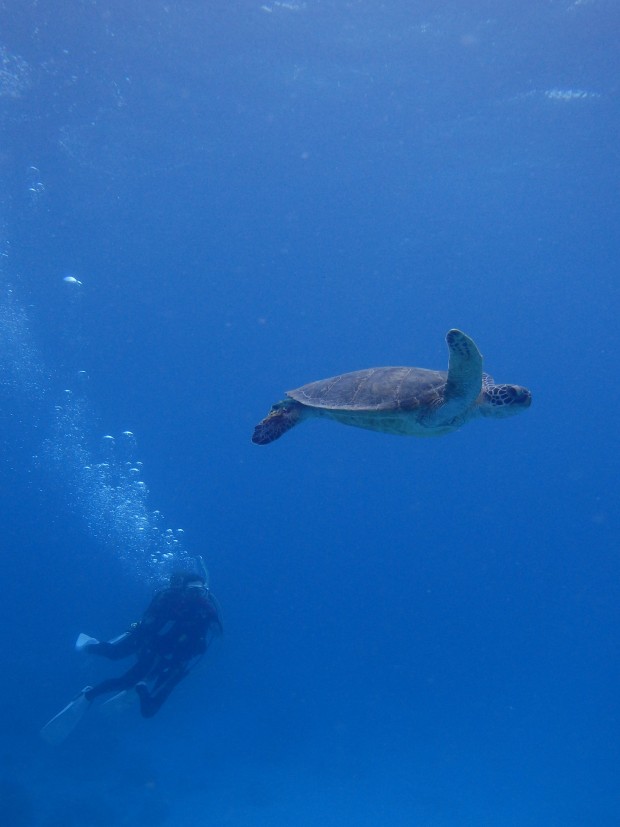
[252,401,303,445]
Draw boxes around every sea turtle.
[252,329,531,445]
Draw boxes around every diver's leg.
[84,650,156,701]
[87,631,140,660]
[136,662,189,718]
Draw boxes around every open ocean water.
[0,1,618,825]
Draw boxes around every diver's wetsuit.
[84,583,221,717]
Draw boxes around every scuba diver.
[41,568,222,743]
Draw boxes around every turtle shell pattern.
[287,367,449,413]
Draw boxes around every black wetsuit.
[84,584,221,717]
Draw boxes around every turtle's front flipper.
[444,329,483,406]
[252,400,303,445]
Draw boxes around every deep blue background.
[1,1,618,825]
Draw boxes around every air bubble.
[38,380,193,580]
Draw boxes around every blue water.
[1,1,619,824]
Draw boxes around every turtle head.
[479,383,532,418]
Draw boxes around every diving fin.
[101,689,137,715]
[40,687,92,745]
[75,633,99,653]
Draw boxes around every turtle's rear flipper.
[252,402,302,445]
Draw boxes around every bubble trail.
[0,284,193,583]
